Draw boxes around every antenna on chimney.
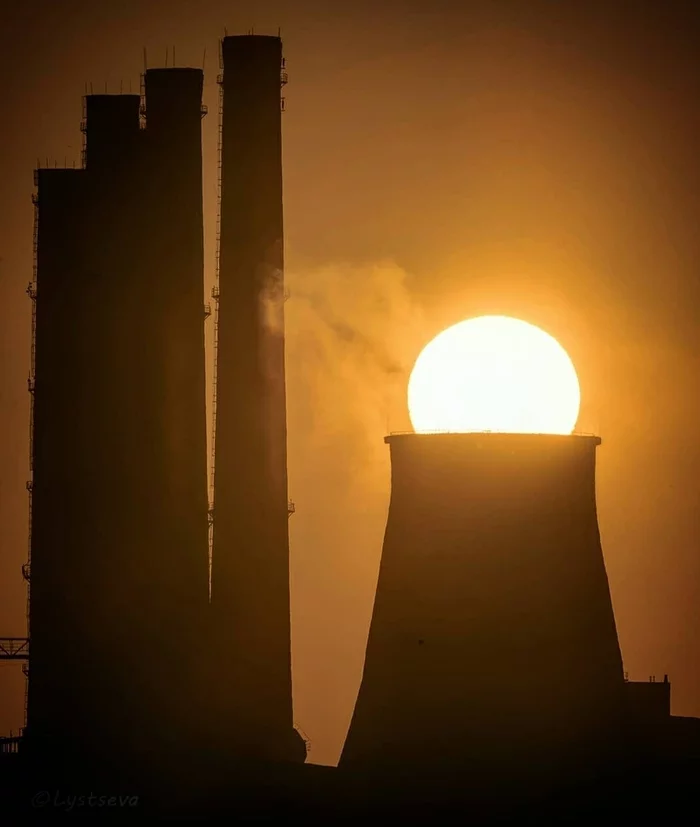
[165,47,169,67]
[202,47,206,69]
[143,47,148,71]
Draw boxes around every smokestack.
[28,93,153,762]
[210,34,304,764]
[140,67,210,751]
[82,94,140,169]
[341,433,626,791]
[26,168,89,753]
[27,73,210,767]
[29,99,149,760]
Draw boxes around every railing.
[139,74,147,130]
[0,638,29,660]
[624,674,669,684]
[0,736,22,754]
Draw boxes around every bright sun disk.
[407,315,580,435]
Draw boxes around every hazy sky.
[1,0,699,765]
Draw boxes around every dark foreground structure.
[3,427,700,821]
[340,433,700,818]
[27,69,210,767]
[2,32,700,826]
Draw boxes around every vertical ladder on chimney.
[280,56,288,112]
[80,95,87,168]
[279,55,295,518]
[138,72,147,130]
[22,188,39,727]
[207,42,225,600]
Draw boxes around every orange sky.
[1,0,699,766]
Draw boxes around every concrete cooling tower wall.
[341,433,626,789]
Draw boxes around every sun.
[407,315,581,435]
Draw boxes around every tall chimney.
[140,68,210,752]
[210,34,304,764]
[27,73,210,769]
[28,96,148,760]
[341,433,626,797]
[27,168,89,753]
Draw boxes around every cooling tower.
[341,432,626,792]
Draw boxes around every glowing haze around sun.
[407,315,580,435]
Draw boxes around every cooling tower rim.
[384,431,601,446]
[223,34,281,41]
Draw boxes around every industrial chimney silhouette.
[210,34,304,764]
[27,71,209,766]
[341,432,626,791]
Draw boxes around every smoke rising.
[286,260,427,469]
[284,260,428,765]
[259,262,285,337]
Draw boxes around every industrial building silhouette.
[1,31,699,823]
